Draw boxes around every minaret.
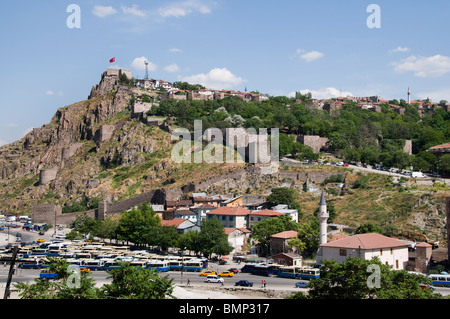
[318,191,329,245]
[408,87,411,105]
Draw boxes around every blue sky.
[1,0,450,145]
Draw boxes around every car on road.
[205,275,223,283]
[295,281,309,288]
[37,239,45,243]
[228,268,239,274]
[218,271,234,277]
[200,270,217,276]
[235,280,254,287]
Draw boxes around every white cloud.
[390,46,410,53]
[92,5,117,18]
[130,57,157,72]
[180,68,246,90]
[297,50,324,62]
[290,87,353,99]
[46,90,55,96]
[121,4,146,17]
[391,55,450,77]
[5,123,17,128]
[169,48,182,53]
[158,0,212,18]
[164,64,180,73]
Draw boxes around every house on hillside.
[270,231,299,255]
[189,204,216,226]
[161,218,199,234]
[225,228,251,254]
[315,233,410,270]
[271,252,303,267]
[174,208,198,224]
[271,204,299,222]
[221,195,244,207]
[247,210,285,230]
[206,206,251,229]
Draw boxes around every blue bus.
[182,260,204,272]
[277,266,320,280]
[429,274,450,287]
[147,260,170,272]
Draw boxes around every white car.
[55,233,67,239]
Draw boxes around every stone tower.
[318,191,329,245]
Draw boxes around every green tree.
[437,154,450,176]
[70,214,102,238]
[16,258,99,299]
[306,257,440,299]
[156,225,180,251]
[198,218,233,258]
[266,187,301,212]
[116,203,161,247]
[99,262,174,299]
[250,216,300,256]
[354,222,384,234]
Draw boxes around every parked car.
[235,280,254,287]
[295,281,309,288]
[218,271,234,277]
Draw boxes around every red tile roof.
[321,233,409,249]
[250,209,285,216]
[224,227,252,235]
[161,218,187,227]
[271,230,298,239]
[207,206,251,216]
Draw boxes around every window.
[229,216,234,221]
[396,260,399,269]
[339,249,347,256]
[390,248,393,255]
[222,216,226,221]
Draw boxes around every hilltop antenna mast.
[144,61,149,80]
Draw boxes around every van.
[205,275,222,283]
[412,172,425,178]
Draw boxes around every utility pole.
[3,246,19,299]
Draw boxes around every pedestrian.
[187,279,190,286]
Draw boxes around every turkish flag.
[109,57,116,63]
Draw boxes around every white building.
[316,233,410,270]
[225,228,251,254]
[271,204,299,222]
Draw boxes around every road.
[2,265,449,299]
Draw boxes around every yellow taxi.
[218,271,234,277]
[37,239,45,243]
[199,270,217,276]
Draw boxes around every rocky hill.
[0,72,448,245]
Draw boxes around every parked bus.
[130,260,148,269]
[277,266,297,279]
[147,260,170,272]
[103,260,120,270]
[169,260,184,271]
[429,274,450,287]
[82,260,105,271]
[277,266,320,280]
[30,248,49,256]
[182,260,204,272]
[240,263,258,274]
[295,267,320,280]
